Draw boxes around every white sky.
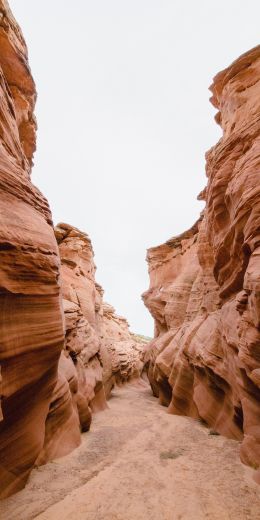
[9,1,260,336]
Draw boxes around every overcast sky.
[10,1,260,336]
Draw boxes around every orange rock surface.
[143,46,260,475]
[0,1,64,498]
[100,302,145,387]
[0,3,145,497]
[55,222,145,423]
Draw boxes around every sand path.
[1,380,259,520]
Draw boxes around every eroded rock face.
[0,1,64,498]
[55,223,107,423]
[100,302,145,387]
[55,223,145,423]
[143,46,260,474]
[0,1,145,499]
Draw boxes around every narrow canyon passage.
[2,381,259,520]
[0,3,260,518]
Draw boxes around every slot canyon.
[0,1,259,519]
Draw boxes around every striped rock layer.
[143,46,260,476]
[0,0,64,498]
[0,4,145,497]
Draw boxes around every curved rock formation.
[100,302,145,386]
[55,222,145,420]
[0,1,64,498]
[55,223,108,419]
[0,4,145,497]
[0,24,146,489]
[143,46,260,476]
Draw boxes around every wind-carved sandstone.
[0,3,145,497]
[100,302,145,386]
[143,46,260,477]
[0,1,64,498]
[55,223,145,421]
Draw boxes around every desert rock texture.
[55,222,145,434]
[0,0,64,498]
[0,0,260,515]
[143,45,260,478]
[0,3,145,498]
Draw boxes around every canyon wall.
[55,222,145,419]
[39,222,146,467]
[143,46,260,474]
[0,4,145,498]
[0,1,64,497]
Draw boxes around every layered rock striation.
[0,1,64,497]
[55,222,145,425]
[0,3,145,497]
[100,302,145,386]
[143,46,260,474]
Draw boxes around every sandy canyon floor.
[1,381,259,520]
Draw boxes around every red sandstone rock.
[100,302,145,386]
[0,1,64,498]
[55,223,146,418]
[143,45,260,475]
[0,2,146,499]
[55,223,108,418]
[35,352,82,466]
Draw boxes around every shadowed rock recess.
[0,2,145,498]
[143,46,260,479]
